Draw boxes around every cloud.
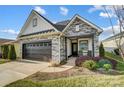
[100,25,121,40]
[34,6,46,15]
[0,29,19,35]
[99,12,115,18]
[88,5,103,13]
[88,5,116,18]
[60,6,68,16]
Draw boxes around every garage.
[22,40,52,62]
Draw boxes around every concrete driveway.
[0,61,49,86]
[0,59,74,86]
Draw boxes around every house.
[17,10,102,63]
[102,32,124,53]
[0,38,14,58]
[0,38,14,53]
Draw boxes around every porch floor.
[66,57,76,66]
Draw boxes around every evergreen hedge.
[1,45,9,59]
[8,45,16,60]
[99,43,105,57]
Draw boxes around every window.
[75,24,80,31]
[44,42,48,46]
[33,18,37,27]
[79,40,88,50]
[40,43,43,46]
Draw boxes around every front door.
[72,43,78,56]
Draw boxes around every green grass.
[6,75,124,87]
[0,59,7,64]
[105,52,123,62]
[0,59,10,64]
[105,52,124,71]
[5,52,124,87]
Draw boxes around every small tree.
[8,45,16,60]
[99,43,105,57]
[2,45,9,59]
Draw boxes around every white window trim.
[78,38,92,52]
[33,18,37,27]
[75,24,80,31]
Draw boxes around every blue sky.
[0,5,118,40]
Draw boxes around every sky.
[0,5,119,40]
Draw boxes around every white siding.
[67,39,72,56]
[21,14,56,35]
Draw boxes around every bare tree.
[103,5,124,61]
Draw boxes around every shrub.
[99,43,105,57]
[82,60,97,70]
[104,57,117,69]
[103,64,112,71]
[75,56,92,66]
[1,45,9,59]
[0,53,2,58]
[92,56,103,62]
[8,45,16,60]
[98,59,112,68]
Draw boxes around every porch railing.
[78,50,92,57]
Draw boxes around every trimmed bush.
[104,57,117,69]
[8,45,16,60]
[92,56,103,62]
[99,43,105,57]
[82,60,97,70]
[103,64,112,71]
[75,56,92,66]
[1,45,9,59]
[98,59,112,68]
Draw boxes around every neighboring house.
[102,32,124,52]
[17,10,102,63]
[0,38,14,57]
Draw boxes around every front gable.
[18,10,58,38]
[63,15,102,37]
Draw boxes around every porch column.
[65,37,67,60]
[92,34,95,57]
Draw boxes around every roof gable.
[62,14,103,34]
[17,10,59,38]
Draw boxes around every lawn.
[6,75,124,87]
[6,52,124,87]
[0,59,10,64]
[105,52,124,71]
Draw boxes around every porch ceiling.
[65,33,94,39]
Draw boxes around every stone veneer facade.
[64,17,99,57]
[60,37,66,61]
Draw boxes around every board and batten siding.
[21,13,57,36]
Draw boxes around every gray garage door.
[22,41,52,62]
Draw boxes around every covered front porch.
[66,34,95,59]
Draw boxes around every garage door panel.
[23,41,52,62]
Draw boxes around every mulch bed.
[24,67,102,82]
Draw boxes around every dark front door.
[72,43,78,56]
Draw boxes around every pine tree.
[99,43,105,57]
[2,45,9,59]
[8,45,16,60]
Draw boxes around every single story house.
[0,38,14,58]
[102,32,124,53]
[17,10,102,63]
